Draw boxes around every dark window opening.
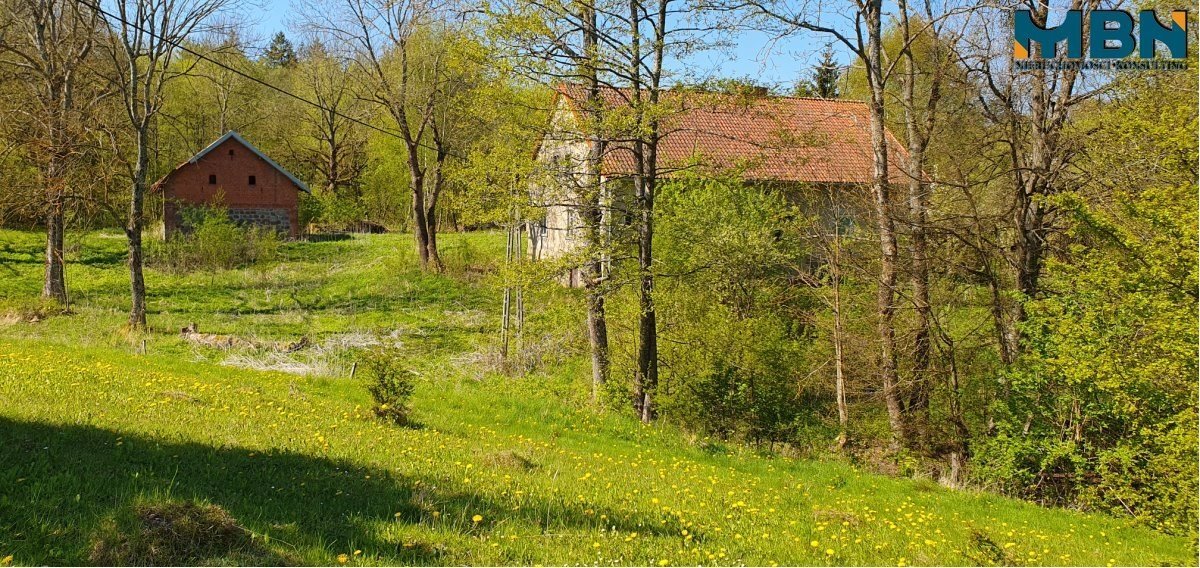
[248,175,256,186]
[208,174,217,184]
[228,149,235,157]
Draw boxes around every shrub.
[363,348,416,426]
[150,205,280,272]
[635,176,819,446]
[973,181,1198,538]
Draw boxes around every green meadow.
[0,229,1193,566]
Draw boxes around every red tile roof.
[555,84,911,185]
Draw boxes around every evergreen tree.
[263,32,297,69]
[813,45,840,99]
[792,46,840,98]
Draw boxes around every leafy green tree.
[644,175,817,443]
[975,66,1199,538]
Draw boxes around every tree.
[739,0,905,446]
[976,64,1198,536]
[262,31,296,68]
[303,0,483,272]
[488,0,615,397]
[160,27,266,161]
[813,45,838,98]
[100,0,231,328]
[966,0,1104,358]
[293,39,367,203]
[0,0,101,304]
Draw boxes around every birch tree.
[735,0,906,445]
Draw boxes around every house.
[528,84,911,285]
[153,131,310,239]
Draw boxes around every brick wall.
[161,137,302,238]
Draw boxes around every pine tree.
[263,32,297,69]
[813,45,840,99]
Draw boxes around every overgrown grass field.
[0,229,1193,565]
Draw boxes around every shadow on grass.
[0,417,687,565]
[0,417,434,565]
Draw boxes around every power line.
[74,0,422,148]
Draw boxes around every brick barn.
[154,131,310,239]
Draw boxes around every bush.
[973,181,1198,538]
[625,176,820,445]
[363,348,416,426]
[304,192,369,232]
[150,205,280,272]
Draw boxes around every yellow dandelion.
[472,514,483,523]
[336,553,349,564]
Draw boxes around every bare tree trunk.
[633,172,657,422]
[42,151,67,302]
[897,0,941,447]
[425,199,441,269]
[986,261,1018,365]
[581,1,610,402]
[831,206,849,449]
[424,150,445,271]
[412,188,430,267]
[630,0,667,423]
[127,125,149,329]
[863,0,904,448]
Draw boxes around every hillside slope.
[0,230,1193,565]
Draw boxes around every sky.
[246,1,840,90]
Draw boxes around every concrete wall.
[162,137,301,239]
[528,98,603,269]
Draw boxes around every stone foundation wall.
[227,208,292,235]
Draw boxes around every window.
[208,174,217,184]
[228,149,235,157]
[248,175,256,186]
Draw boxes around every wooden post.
[501,211,513,359]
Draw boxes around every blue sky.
[246,1,839,89]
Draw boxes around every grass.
[0,228,1195,566]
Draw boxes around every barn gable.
[154,131,310,194]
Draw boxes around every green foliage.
[975,68,1199,538]
[641,176,818,444]
[794,45,841,98]
[308,191,369,231]
[262,32,297,69]
[364,348,416,426]
[149,205,279,272]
